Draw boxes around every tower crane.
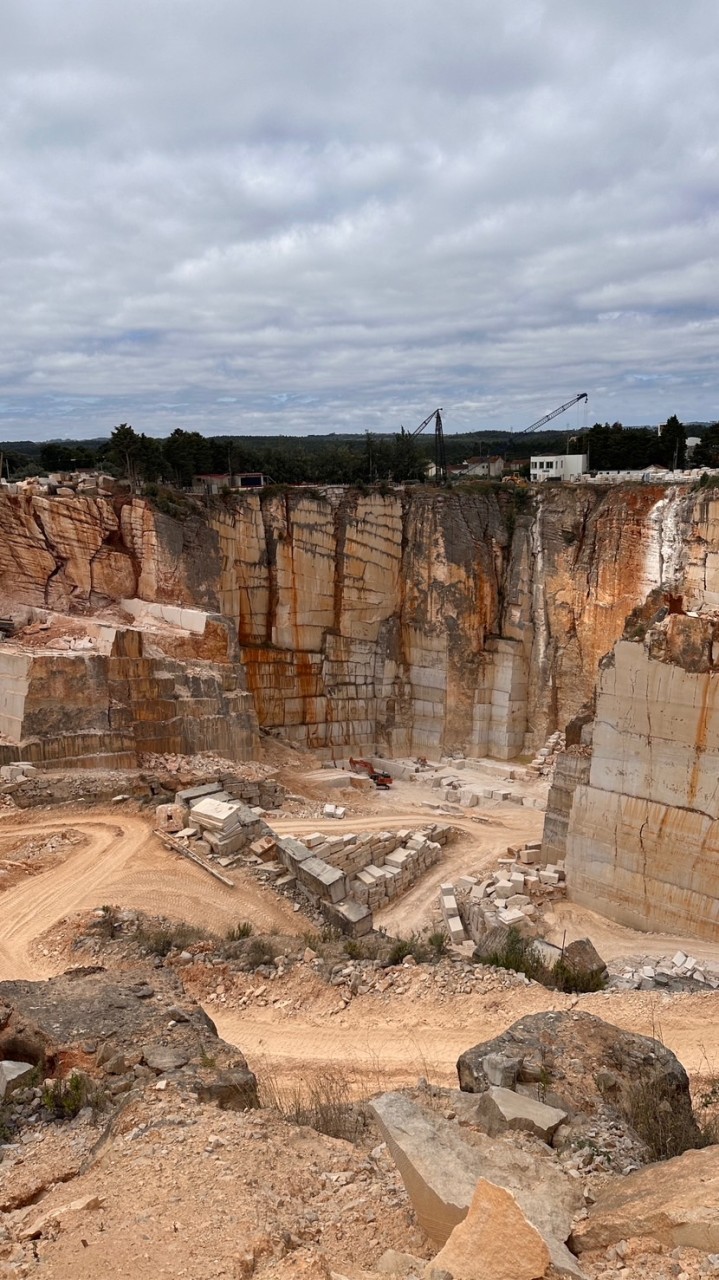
[520,392,588,434]
[410,407,446,483]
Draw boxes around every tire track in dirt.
[0,810,310,981]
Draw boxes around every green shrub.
[427,929,449,957]
[477,928,607,993]
[260,1066,366,1143]
[625,1073,708,1160]
[552,957,607,993]
[245,938,276,968]
[692,472,719,493]
[226,921,254,941]
[41,1073,104,1119]
[387,933,428,965]
[135,921,208,957]
[479,928,547,982]
[93,905,119,940]
[301,930,323,950]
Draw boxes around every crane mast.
[411,408,446,483]
[520,392,588,434]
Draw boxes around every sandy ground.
[211,976,719,1090]
[0,809,312,980]
[3,800,719,1091]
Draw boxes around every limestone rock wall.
[0,482,712,760]
[0,494,219,611]
[0,632,258,770]
[564,615,719,939]
[211,484,686,757]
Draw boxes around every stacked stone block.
[0,628,259,771]
[276,822,452,932]
[440,883,466,943]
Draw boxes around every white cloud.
[1,0,719,439]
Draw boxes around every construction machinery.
[349,758,393,789]
[411,408,447,484]
[520,393,588,434]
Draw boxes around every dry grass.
[258,1063,368,1143]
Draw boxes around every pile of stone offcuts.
[156,785,270,864]
[608,948,719,993]
[441,841,565,945]
[526,728,566,777]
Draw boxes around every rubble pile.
[0,469,120,498]
[0,767,153,809]
[140,751,280,787]
[156,784,270,866]
[526,729,566,777]
[0,826,85,889]
[608,949,719,992]
[0,966,258,1148]
[438,841,565,944]
[197,952,534,1015]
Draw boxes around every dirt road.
[0,809,310,981]
[4,804,719,1095]
[213,983,719,1091]
[0,803,533,982]
[547,900,719,966]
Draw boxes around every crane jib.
[520,393,589,434]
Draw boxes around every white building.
[463,455,504,479]
[530,453,588,483]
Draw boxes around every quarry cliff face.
[0,482,703,758]
[563,613,719,940]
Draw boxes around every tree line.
[0,414,699,487]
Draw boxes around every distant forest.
[0,414,707,487]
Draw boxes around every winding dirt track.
[0,809,308,981]
[3,806,719,1088]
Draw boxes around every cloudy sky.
[2,1,719,441]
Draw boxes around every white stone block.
[497,907,526,926]
[493,880,514,899]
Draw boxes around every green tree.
[692,423,719,468]
[657,414,686,470]
[390,429,426,482]
[105,424,144,485]
[162,430,213,486]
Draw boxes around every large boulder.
[424,1178,551,1280]
[572,1145,719,1253]
[562,938,607,983]
[457,1010,700,1157]
[369,1091,583,1277]
[0,1060,35,1100]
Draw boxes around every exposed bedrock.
[0,481,712,759]
[561,612,719,939]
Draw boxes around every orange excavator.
[349,758,393,789]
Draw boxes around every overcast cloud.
[2,0,719,440]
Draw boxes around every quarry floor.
[4,794,719,1099]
